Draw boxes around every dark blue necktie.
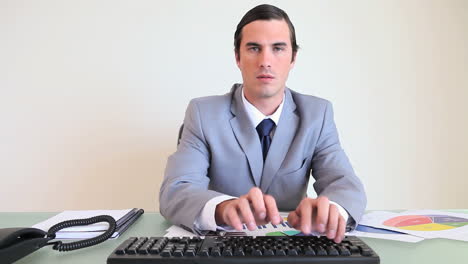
[256,118,275,161]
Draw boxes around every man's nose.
[259,50,272,68]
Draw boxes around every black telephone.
[0,227,50,264]
[0,215,116,264]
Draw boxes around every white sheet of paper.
[52,230,120,239]
[347,230,424,243]
[164,225,198,237]
[33,209,133,232]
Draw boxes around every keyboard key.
[115,249,125,255]
[349,245,360,254]
[361,248,373,256]
[212,249,222,257]
[149,247,160,254]
[198,250,210,257]
[126,248,137,255]
[137,248,148,254]
[338,246,351,256]
[234,249,245,256]
[222,248,233,256]
[275,249,286,256]
[315,246,327,256]
[304,246,316,256]
[326,246,339,256]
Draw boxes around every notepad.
[33,208,144,239]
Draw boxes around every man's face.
[236,19,295,101]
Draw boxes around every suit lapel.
[229,84,263,186]
[260,89,298,192]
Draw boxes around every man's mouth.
[257,74,275,80]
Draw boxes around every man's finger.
[287,211,300,229]
[326,204,339,240]
[335,215,346,243]
[226,207,243,231]
[247,187,267,220]
[264,194,281,225]
[238,197,256,230]
[299,200,313,234]
[315,196,330,233]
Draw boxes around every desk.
[1,212,467,264]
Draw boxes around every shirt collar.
[241,86,285,128]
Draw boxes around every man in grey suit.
[159,4,366,243]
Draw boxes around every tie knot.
[256,118,275,137]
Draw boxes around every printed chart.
[384,215,468,231]
[225,215,322,237]
[236,216,304,236]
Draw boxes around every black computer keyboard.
[107,236,380,264]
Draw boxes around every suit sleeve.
[311,101,367,228]
[159,99,226,232]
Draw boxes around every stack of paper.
[33,208,144,239]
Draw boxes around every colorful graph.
[234,215,318,237]
[265,230,302,236]
[383,215,468,231]
[239,217,305,236]
[259,221,302,236]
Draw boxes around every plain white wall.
[1,0,467,212]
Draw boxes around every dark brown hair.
[234,4,299,61]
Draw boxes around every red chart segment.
[383,215,431,227]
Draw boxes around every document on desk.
[360,210,468,242]
[33,208,144,239]
[164,212,425,242]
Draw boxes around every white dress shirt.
[194,88,349,231]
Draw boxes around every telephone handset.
[0,215,116,264]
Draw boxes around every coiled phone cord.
[46,215,116,251]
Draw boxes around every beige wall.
[1,0,467,212]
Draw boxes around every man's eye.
[249,47,260,52]
[274,47,285,52]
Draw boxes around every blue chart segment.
[356,225,406,234]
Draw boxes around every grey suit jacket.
[159,84,366,232]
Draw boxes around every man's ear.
[235,50,241,67]
[290,52,297,69]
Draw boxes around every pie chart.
[383,215,468,231]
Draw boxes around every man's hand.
[288,196,346,243]
[215,187,281,231]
